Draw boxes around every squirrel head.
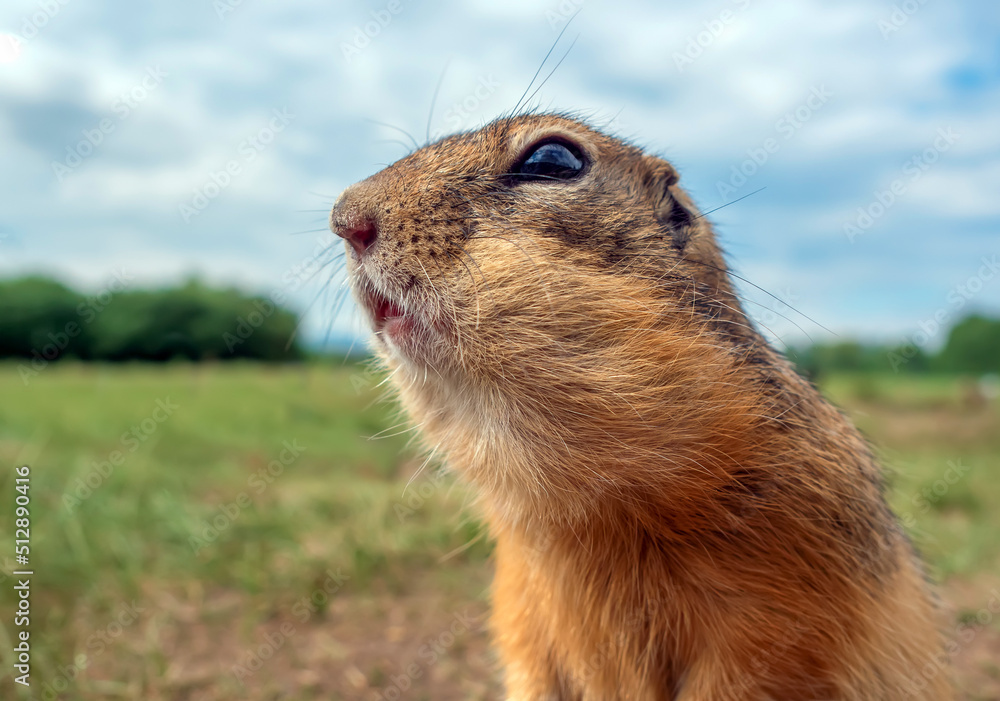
[331,113,750,382]
[331,114,765,522]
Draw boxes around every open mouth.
[365,287,406,332]
[354,274,434,353]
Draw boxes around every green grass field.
[0,364,998,699]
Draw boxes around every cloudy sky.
[1,0,997,350]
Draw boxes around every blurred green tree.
[936,315,1000,375]
[0,277,93,359]
[0,277,303,362]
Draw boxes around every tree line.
[1,275,997,376]
[0,276,303,363]
[787,314,1000,378]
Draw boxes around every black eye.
[514,140,586,181]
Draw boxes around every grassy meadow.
[0,363,998,699]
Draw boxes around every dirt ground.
[66,569,1000,700]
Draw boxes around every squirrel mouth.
[354,274,440,357]
[363,287,411,337]
[370,291,403,329]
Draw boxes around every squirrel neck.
[394,311,883,544]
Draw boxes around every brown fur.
[331,114,953,699]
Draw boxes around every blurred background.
[0,1,998,699]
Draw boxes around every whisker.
[693,187,767,221]
[430,255,469,363]
[375,138,418,154]
[425,59,451,145]
[519,33,579,114]
[288,258,347,351]
[307,190,340,200]
[286,227,333,236]
[685,258,835,336]
[510,14,578,117]
[366,118,418,151]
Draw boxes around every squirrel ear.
[645,157,697,254]
[643,156,735,300]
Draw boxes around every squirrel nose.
[332,206,379,256]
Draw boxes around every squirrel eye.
[514,141,585,180]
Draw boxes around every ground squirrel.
[331,113,952,700]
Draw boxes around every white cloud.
[0,0,997,346]
[908,163,1000,217]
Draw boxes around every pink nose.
[332,209,379,256]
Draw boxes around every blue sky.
[1,0,998,351]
